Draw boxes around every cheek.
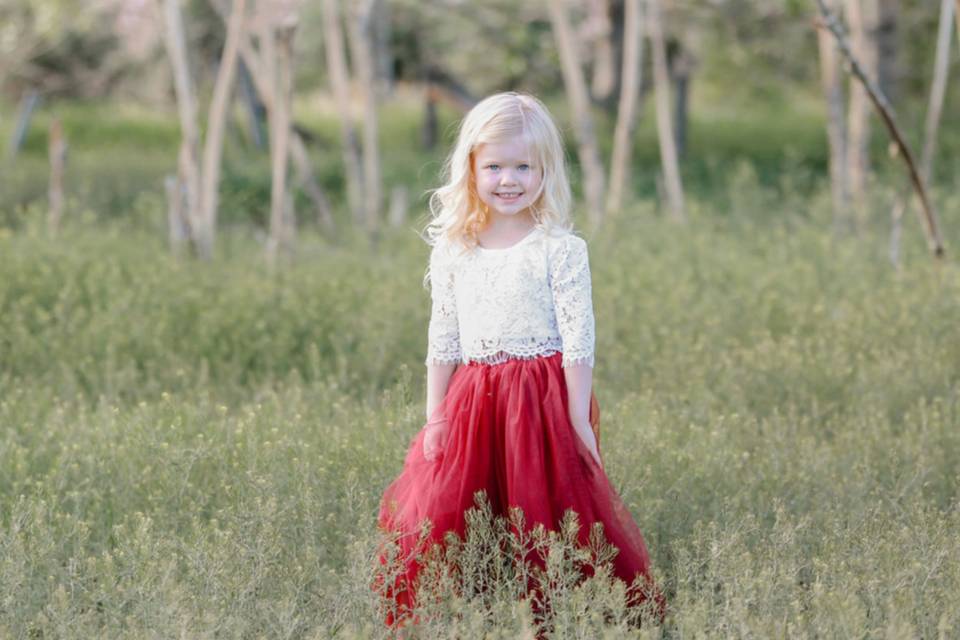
[477,174,497,192]
[524,172,542,191]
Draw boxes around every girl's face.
[472,139,543,224]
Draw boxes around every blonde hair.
[425,92,573,248]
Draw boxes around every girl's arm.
[423,242,460,461]
[564,363,601,466]
[549,234,600,465]
[423,362,457,462]
[426,362,458,420]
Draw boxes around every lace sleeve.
[549,234,596,368]
[425,243,462,366]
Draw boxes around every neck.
[484,212,535,233]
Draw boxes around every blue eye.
[487,164,500,170]
[518,164,530,171]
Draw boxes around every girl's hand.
[422,418,448,462]
[572,419,602,467]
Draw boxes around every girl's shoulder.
[541,226,588,258]
[428,233,460,260]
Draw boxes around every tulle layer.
[377,352,662,623]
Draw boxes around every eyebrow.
[479,157,533,164]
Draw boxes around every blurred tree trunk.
[548,0,607,225]
[388,185,409,228]
[161,0,246,258]
[607,0,643,215]
[47,119,66,237]
[346,0,384,236]
[321,0,364,226]
[289,135,335,232]
[816,0,850,225]
[200,0,245,251]
[671,42,693,160]
[216,12,335,233]
[816,0,944,259]
[164,175,190,255]
[956,0,960,41]
[920,0,954,183]
[263,20,297,264]
[7,90,40,160]
[648,0,685,222]
[372,0,393,95]
[892,0,953,266]
[161,0,204,256]
[422,83,438,151]
[237,61,266,149]
[845,0,879,227]
[587,0,616,102]
[876,0,899,101]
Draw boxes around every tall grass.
[1,189,959,636]
[1,98,959,636]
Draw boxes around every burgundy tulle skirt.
[377,352,662,625]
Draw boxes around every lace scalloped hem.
[425,349,594,368]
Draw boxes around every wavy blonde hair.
[425,92,573,248]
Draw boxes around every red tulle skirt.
[377,352,663,625]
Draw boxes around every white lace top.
[425,227,595,368]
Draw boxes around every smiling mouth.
[495,192,522,199]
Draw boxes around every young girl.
[378,92,662,625]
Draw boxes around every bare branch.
[814,0,945,258]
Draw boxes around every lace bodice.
[425,227,595,368]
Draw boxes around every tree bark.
[47,118,66,237]
[816,0,945,258]
[920,0,954,184]
[956,0,960,43]
[388,184,409,228]
[199,0,245,253]
[234,31,336,233]
[607,0,644,216]
[845,0,879,226]
[161,0,205,256]
[648,0,686,222]
[164,174,189,255]
[953,0,960,52]
[264,23,296,264]
[346,0,383,235]
[321,0,365,226]
[816,0,850,224]
[672,44,692,161]
[548,0,607,225]
[891,0,952,267]
[587,0,616,102]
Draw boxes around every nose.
[499,170,518,185]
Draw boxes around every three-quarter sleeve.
[425,243,462,366]
[549,234,596,368]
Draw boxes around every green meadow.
[1,101,959,638]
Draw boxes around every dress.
[377,226,662,624]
